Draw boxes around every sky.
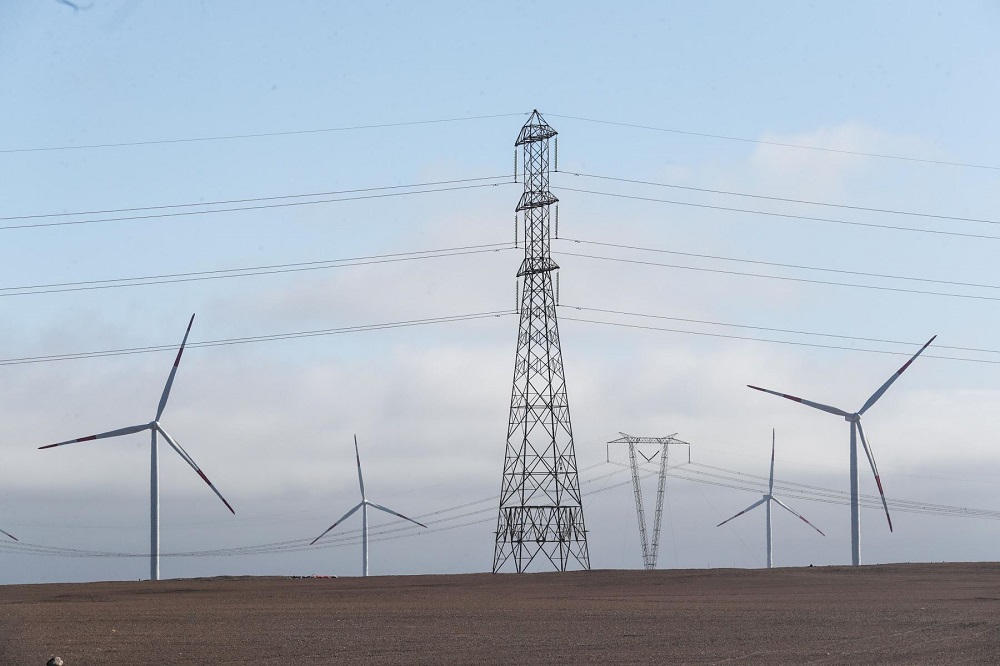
[1,1,999,583]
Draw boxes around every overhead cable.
[687,462,1000,519]
[554,186,1000,242]
[558,313,999,365]
[554,249,1000,303]
[0,175,514,223]
[561,171,998,226]
[0,112,528,154]
[5,304,998,368]
[560,304,1000,356]
[0,310,515,366]
[8,457,1000,560]
[546,113,1000,171]
[0,242,515,297]
[558,237,1000,292]
[0,181,513,232]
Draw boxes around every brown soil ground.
[1,563,999,665]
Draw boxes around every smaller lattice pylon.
[607,433,688,570]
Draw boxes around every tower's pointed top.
[516,109,557,146]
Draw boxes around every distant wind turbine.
[717,430,824,568]
[311,436,427,577]
[39,314,234,581]
[747,335,935,566]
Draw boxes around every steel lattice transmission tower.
[608,433,688,570]
[493,110,590,573]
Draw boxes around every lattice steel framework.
[493,111,590,573]
[608,433,688,570]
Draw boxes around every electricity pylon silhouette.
[493,110,589,573]
[609,433,683,570]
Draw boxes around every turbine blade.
[855,420,893,532]
[366,500,428,528]
[310,502,363,545]
[771,497,825,536]
[0,527,17,541]
[716,498,767,528]
[858,335,936,416]
[156,426,235,515]
[39,423,150,449]
[155,313,196,421]
[769,429,776,494]
[354,435,365,500]
[747,385,850,418]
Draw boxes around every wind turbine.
[39,314,234,581]
[717,430,824,568]
[311,436,427,577]
[747,335,935,566]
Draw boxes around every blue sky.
[1,1,999,583]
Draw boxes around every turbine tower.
[716,430,824,568]
[493,110,590,573]
[747,335,935,566]
[39,314,235,581]
[311,436,427,577]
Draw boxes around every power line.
[8,457,1000,560]
[607,460,1000,521]
[670,463,1000,520]
[1,466,638,558]
[559,237,1000,292]
[561,171,998,226]
[4,301,995,369]
[546,113,1000,172]
[686,462,1000,518]
[561,304,1000,357]
[558,313,998,365]
[555,186,1000,242]
[0,242,515,297]
[0,174,513,222]
[9,107,988,176]
[0,310,516,366]
[0,462,616,559]
[0,112,528,154]
[0,181,514,232]
[554,249,1000,303]
[3,229,986,304]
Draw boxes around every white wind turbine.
[39,314,234,581]
[717,430,824,568]
[747,335,935,566]
[311,436,427,577]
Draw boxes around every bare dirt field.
[1,563,999,665]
